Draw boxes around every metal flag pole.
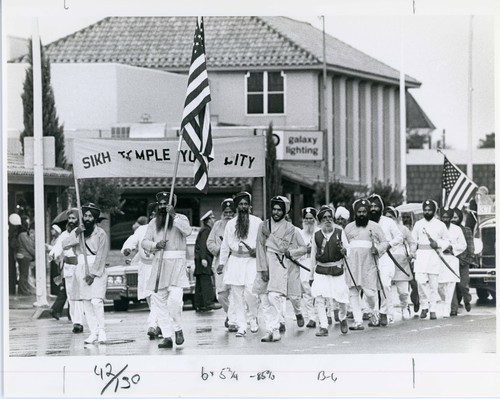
[153,133,184,293]
[73,176,90,279]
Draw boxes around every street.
[8,294,496,357]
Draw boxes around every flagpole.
[73,175,90,278]
[153,133,184,293]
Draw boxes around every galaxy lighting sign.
[273,131,323,161]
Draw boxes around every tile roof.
[7,153,73,179]
[406,91,435,129]
[279,160,362,189]
[15,16,419,86]
[107,176,254,191]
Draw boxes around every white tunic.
[438,223,466,283]
[412,217,451,275]
[220,214,262,286]
[122,224,154,300]
[49,229,77,278]
[377,215,404,269]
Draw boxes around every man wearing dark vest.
[308,205,350,337]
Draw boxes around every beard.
[369,209,382,223]
[155,209,174,232]
[236,208,250,240]
[66,221,76,231]
[83,220,95,237]
[302,221,316,235]
[322,223,334,233]
[424,213,434,221]
[355,214,369,227]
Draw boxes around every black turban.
[81,203,100,219]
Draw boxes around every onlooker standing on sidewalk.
[8,213,22,295]
[46,224,62,296]
[16,215,36,296]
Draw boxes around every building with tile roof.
[8,16,435,231]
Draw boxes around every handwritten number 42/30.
[94,363,140,395]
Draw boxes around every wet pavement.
[8,291,496,357]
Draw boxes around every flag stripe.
[441,157,477,210]
[180,16,214,193]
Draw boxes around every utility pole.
[322,16,330,205]
[467,15,474,178]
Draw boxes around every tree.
[20,38,67,168]
[478,132,495,148]
[265,122,282,217]
[370,179,405,207]
[407,131,428,149]
[76,179,124,215]
[314,181,367,209]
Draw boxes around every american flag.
[180,17,214,193]
[441,156,477,209]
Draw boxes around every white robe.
[412,217,451,275]
[438,224,466,283]
[220,214,262,287]
[377,215,404,269]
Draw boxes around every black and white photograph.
[3,0,498,397]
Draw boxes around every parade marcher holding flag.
[437,208,466,318]
[255,196,306,342]
[412,199,451,320]
[62,203,109,344]
[344,199,388,330]
[217,192,261,337]
[141,193,192,349]
[207,199,236,328]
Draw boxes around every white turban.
[335,206,350,220]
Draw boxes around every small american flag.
[441,157,477,209]
[181,17,214,193]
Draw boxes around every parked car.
[469,194,496,301]
[106,227,200,311]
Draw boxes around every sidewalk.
[8,294,65,319]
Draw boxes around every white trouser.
[151,286,183,338]
[416,273,439,312]
[83,298,105,336]
[350,287,378,325]
[316,296,346,329]
[229,285,258,331]
[264,292,286,332]
[379,264,395,316]
[393,281,410,308]
[300,280,315,319]
[65,274,84,325]
[438,282,456,317]
[288,295,302,316]
[145,296,158,329]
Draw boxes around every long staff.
[422,228,460,280]
[369,230,386,299]
[73,177,90,279]
[337,239,360,293]
[154,135,184,293]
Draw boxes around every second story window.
[246,71,285,115]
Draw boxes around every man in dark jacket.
[194,210,220,312]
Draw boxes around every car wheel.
[476,288,490,301]
[113,298,129,311]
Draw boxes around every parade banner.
[72,136,265,179]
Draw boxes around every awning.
[7,153,73,186]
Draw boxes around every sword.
[422,228,460,280]
[337,239,360,293]
[386,249,410,277]
[240,240,256,258]
[402,242,416,280]
[369,230,386,299]
[284,254,310,272]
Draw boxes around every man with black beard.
[412,200,451,320]
[255,196,306,342]
[49,209,85,333]
[344,199,388,330]
[142,192,192,349]
[217,192,262,337]
[63,203,109,344]
[367,194,403,326]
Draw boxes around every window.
[111,126,130,138]
[246,71,285,115]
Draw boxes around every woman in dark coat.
[16,216,36,295]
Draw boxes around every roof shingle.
[14,16,419,86]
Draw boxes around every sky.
[3,1,497,151]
